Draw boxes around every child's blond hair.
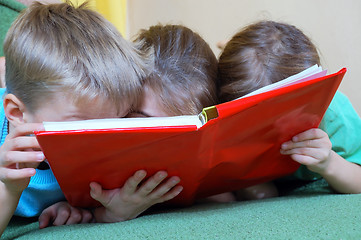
[4,2,149,113]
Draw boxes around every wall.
[128,0,361,115]
[69,0,127,35]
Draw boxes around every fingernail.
[37,153,45,161]
[137,170,147,178]
[171,177,180,184]
[157,171,167,179]
[28,168,36,176]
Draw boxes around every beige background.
[128,0,361,115]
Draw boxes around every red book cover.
[35,68,346,207]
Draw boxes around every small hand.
[0,123,45,194]
[90,170,183,222]
[280,128,332,174]
[216,39,229,50]
[38,201,93,229]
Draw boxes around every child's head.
[133,24,218,117]
[218,20,320,102]
[3,2,149,123]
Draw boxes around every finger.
[281,138,330,151]
[122,170,147,195]
[281,147,330,161]
[89,182,115,207]
[89,182,104,202]
[80,209,93,223]
[65,207,82,225]
[2,151,44,167]
[137,171,167,196]
[289,154,319,166]
[52,204,71,226]
[5,136,43,151]
[148,176,181,199]
[156,185,183,203]
[0,168,36,181]
[291,128,327,142]
[216,39,229,50]
[39,207,56,229]
[7,123,45,138]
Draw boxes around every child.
[129,24,236,203]
[217,20,361,198]
[131,24,218,117]
[0,2,182,235]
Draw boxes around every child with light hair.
[0,2,182,235]
[218,20,361,199]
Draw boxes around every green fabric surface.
[3,179,361,240]
[0,0,26,56]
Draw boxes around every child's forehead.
[48,92,131,118]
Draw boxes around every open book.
[43,65,327,132]
[35,66,346,207]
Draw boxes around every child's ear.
[3,93,27,127]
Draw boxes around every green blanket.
[0,0,26,56]
[3,179,361,240]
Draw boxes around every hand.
[200,192,236,203]
[0,123,45,194]
[90,170,183,223]
[235,182,278,200]
[38,201,93,229]
[216,39,229,50]
[280,128,332,174]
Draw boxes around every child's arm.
[38,201,93,229]
[0,123,45,236]
[0,182,22,236]
[90,170,183,223]
[280,128,361,193]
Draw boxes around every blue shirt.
[0,88,65,217]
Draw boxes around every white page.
[238,65,326,99]
[44,115,203,131]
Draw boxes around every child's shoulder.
[320,90,360,142]
[331,91,353,105]
[323,91,360,123]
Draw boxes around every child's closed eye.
[125,111,151,118]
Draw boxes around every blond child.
[0,2,182,235]
[218,20,361,198]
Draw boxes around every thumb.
[89,182,105,204]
